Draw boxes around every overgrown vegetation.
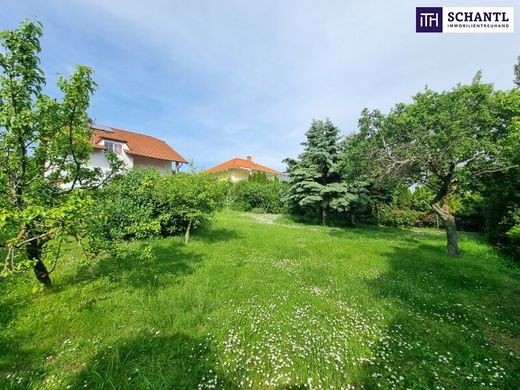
[92,168,227,243]
[0,21,123,287]
[1,211,519,389]
[0,21,227,286]
[285,65,520,258]
[228,172,286,213]
[283,119,368,225]
[1,18,520,389]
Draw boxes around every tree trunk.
[184,220,192,244]
[431,203,460,256]
[28,239,52,287]
[321,202,327,226]
[351,213,357,226]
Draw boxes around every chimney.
[246,155,252,162]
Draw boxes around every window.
[105,141,123,155]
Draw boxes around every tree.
[92,170,226,244]
[284,119,361,225]
[230,178,286,213]
[92,168,163,241]
[354,74,518,256]
[338,132,393,225]
[391,184,413,209]
[155,173,227,243]
[0,21,116,286]
[515,55,520,87]
[476,88,520,252]
[411,186,435,213]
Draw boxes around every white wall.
[88,140,133,174]
[132,155,173,175]
[213,168,278,182]
[88,143,173,175]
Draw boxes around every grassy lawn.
[1,210,519,389]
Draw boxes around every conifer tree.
[514,55,520,87]
[284,119,359,225]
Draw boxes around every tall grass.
[1,210,519,389]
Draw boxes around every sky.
[4,0,519,171]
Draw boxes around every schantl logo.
[416,6,514,33]
[416,7,443,33]
[447,10,510,23]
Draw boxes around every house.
[206,156,281,182]
[89,123,187,175]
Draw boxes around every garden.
[1,20,520,390]
[1,211,519,389]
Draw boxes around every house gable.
[206,156,280,181]
[88,124,187,174]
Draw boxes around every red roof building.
[89,124,187,174]
[207,156,280,181]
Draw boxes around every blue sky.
[4,0,519,171]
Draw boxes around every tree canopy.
[515,55,520,87]
[347,74,519,255]
[284,119,366,225]
[0,21,119,286]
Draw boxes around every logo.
[416,7,514,33]
[416,7,443,33]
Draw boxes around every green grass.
[1,210,519,389]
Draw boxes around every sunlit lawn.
[1,210,519,389]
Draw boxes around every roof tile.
[207,157,280,174]
[91,126,187,163]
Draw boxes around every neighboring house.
[206,156,281,182]
[89,123,187,175]
[277,172,289,182]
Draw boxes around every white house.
[89,123,187,175]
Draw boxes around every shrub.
[391,184,413,209]
[248,171,270,184]
[497,208,520,258]
[230,179,286,213]
[411,186,434,213]
[379,204,423,228]
[155,172,227,238]
[93,168,162,240]
[506,224,520,258]
[93,169,226,242]
[450,192,485,232]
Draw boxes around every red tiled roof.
[207,157,280,174]
[91,126,187,163]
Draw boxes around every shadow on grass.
[59,239,203,290]
[69,333,238,389]
[326,223,446,242]
[61,226,242,291]
[354,241,520,388]
[0,292,44,389]
[192,227,242,244]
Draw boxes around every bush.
[93,168,162,240]
[450,192,485,232]
[229,179,286,213]
[93,169,226,241]
[411,186,434,213]
[391,184,413,209]
[379,204,423,228]
[373,185,441,228]
[155,172,227,236]
[506,224,520,258]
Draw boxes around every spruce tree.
[515,55,520,87]
[284,119,358,225]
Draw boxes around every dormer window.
[105,141,123,155]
